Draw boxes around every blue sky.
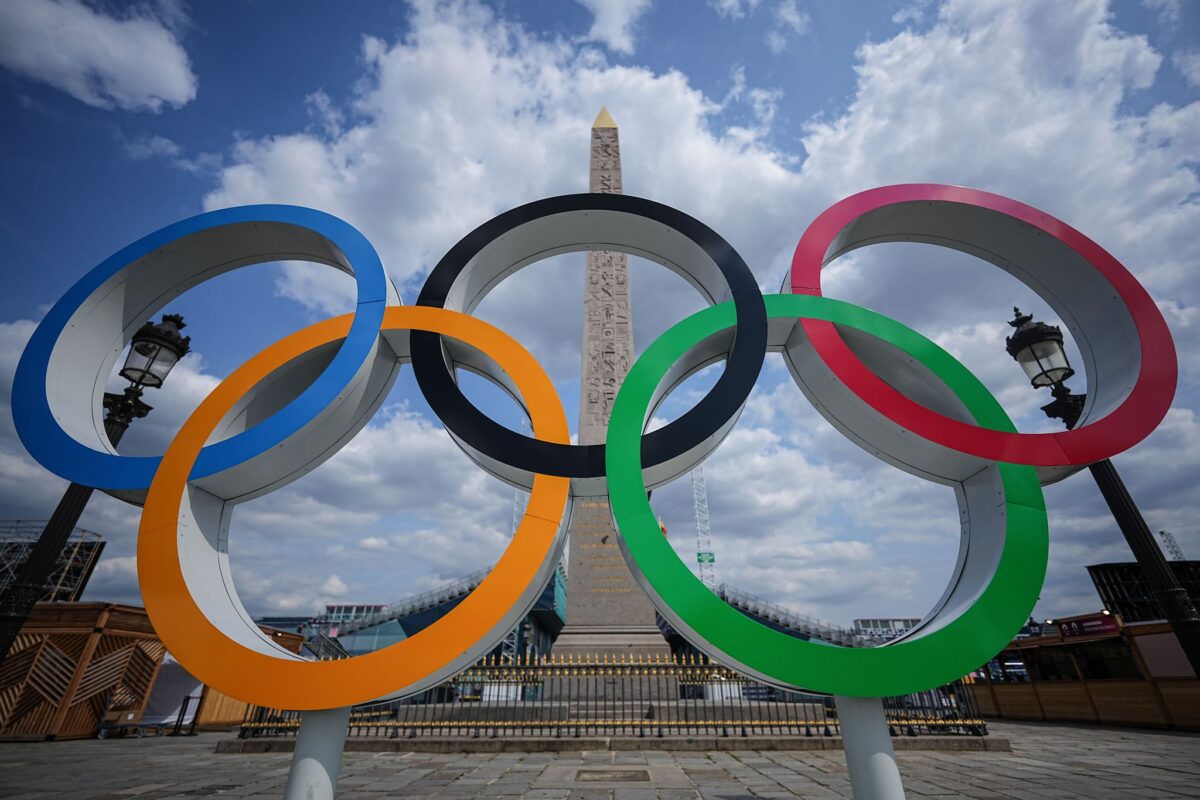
[1,0,1198,629]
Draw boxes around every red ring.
[790,184,1176,466]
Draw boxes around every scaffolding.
[0,520,105,602]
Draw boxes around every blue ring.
[12,205,389,491]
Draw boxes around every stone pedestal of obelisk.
[551,108,672,661]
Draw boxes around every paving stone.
[1,721,1199,798]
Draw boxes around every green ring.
[606,293,1048,696]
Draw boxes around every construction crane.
[1159,530,1186,561]
[691,466,716,589]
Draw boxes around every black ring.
[411,193,766,479]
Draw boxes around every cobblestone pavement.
[1,722,1198,799]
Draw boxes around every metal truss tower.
[1159,530,1186,561]
[691,466,716,589]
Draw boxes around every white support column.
[283,706,351,800]
[835,695,906,800]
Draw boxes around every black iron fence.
[239,654,986,740]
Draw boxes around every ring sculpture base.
[283,706,351,800]
[835,696,906,800]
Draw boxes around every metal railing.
[336,569,490,637]
[717,584,865,646]
[238,654,986,740]
[303,632,349,660]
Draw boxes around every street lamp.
[1005,309,1084,429]
[1004,307,1200,674]
[0,315,192,666]
[119,314,191,389]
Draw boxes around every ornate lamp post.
[1005,308,1200,674]
[0,315,191,666]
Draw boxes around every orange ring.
[138,307,570,710]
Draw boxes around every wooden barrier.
[0,603,165,741]
[966,617,1199,731]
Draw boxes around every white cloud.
[776,0,810,34]
[123,133,182,160]
[202,1,808,337]
[765,30,787,55]
[358,535,390,551]
[119,131,221,175]
[574,0,653,55]
[1140,0,1181,28]
[271,261,357,318]
[306,90,345,138]
[1175,50,1200,87]
[709,0,761,20]
[762,1,809,54]
[86,556,139,602]
[893,0,932,25]
[0,0,197,112]
[321,574,349,596]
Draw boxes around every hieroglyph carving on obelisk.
[554,107,671,659]
[579,108,632,446]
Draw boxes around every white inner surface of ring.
[617,316,1007,694]
[439,208,740,497]
[46,220,402,504]
[802,199,1141,486]
[175,330,569,702]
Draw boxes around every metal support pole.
[1088,459,1200,675]
[835,695,905,800]
[284,706,351,800]
[0,406,135,667]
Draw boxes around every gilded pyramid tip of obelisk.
[593,106,617,128]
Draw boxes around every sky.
[0,0,1197,631]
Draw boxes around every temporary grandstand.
[715,584,866,646]
[332,566,566,657]
[0,520,105,602]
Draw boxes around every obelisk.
[552,108,671,659]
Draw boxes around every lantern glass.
[120,341,164,388]
[119,317,189,388]
[146,341,182,383]
[1015,339,1072,387]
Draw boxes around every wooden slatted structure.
[0,602,165,741]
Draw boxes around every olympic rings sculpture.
[12,185,1176,709]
